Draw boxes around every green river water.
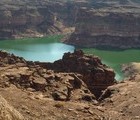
[0,36,140,80]
[82,48,140,80]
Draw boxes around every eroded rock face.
[0,1,59,39]
[0,0,88,39]
[46,50,116,97]
[1,0,140,47]
[122,62,140,81]
[66,0,140,49]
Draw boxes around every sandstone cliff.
[0,0,79,39]
[66,0,140,49]
[1,0,140,49]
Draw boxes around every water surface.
[0,36,75,62]
[0,36,140,80]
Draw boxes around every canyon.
[0,0,140,119]
[66,0,140,49]
[0,0,139,48]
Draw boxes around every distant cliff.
[0,0,86,39]
[66,0,140,49]
[0,0,140,49]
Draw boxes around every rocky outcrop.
[98,79,140,120]
[122,62,140,81]
[1,52,140,120]
[44,50,115,97]
[0,50,96,101]
[0,50,115,100]
[66,0,140,49]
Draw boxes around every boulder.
[32,78,47,91]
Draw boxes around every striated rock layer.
[0,0,88,39]
[1,0,140,48]
[66,0,140,49]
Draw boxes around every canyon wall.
[0,0,140,48]
[0,0,86,39]
[66,0,140,49]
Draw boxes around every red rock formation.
[45,50,116,97]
